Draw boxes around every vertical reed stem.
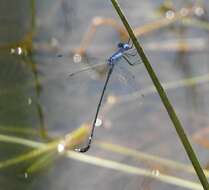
[110,0,209,189]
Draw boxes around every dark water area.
[1,0,209,190]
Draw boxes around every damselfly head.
[117,42,124,48]
[117,42,131,50]
[123,43,131,50]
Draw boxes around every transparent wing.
[62,52,142,94]
[58,51,142,97]
[110,60,141,96]
[63,54,109,129]
[123,49,142,66]
[66,54,108,77]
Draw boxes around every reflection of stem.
[174,23,200,114]
[74,6,194,56]
[74,17,125,55]
[31,0,36,32]
[0,1,36,53]
[24,55,49,140]
[31,59,49,139]
[134,11,186,37]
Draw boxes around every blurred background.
[1,0,209,189]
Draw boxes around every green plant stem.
[110,0,209,189]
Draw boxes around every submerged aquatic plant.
[0,132,205,190]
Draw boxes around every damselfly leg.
[123,55,141,66]
[127,38,133,48]
[124,39,138,58]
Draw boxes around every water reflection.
[1,0,209,190]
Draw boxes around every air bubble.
[107,95,117,105]
[73,53,82,63]
[93,17,103,25]
[24,173,28,179]
[180,8,189,17]
[95,118,102,127]
[51,38,59,47]
[194,6,204,17]
[10,46,26,56]
[28,98,32,105]
[151,169,160,177]
[57,142,65,153]
[165,10,175,20]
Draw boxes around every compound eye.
[124,44,130,49]
[117,43,123,48]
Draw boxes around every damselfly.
[68,39,141,152]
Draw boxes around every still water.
[1,0,209,189]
